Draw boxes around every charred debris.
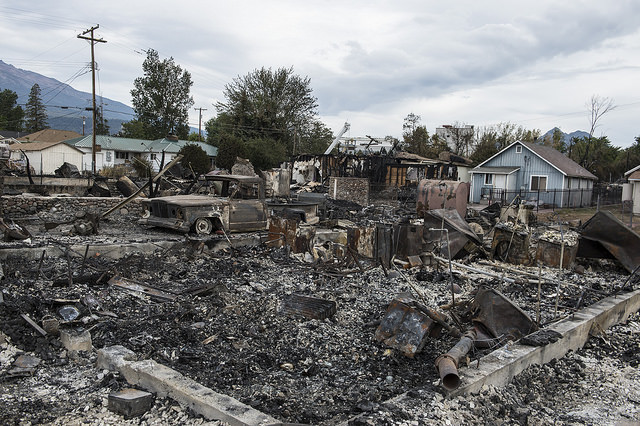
[1,151,640,424]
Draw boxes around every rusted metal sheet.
[490,224,530,265]
[375,294,442,357]
[416,179,470,218]
[393,223,424,259]
[577,210,640,273]
[423,209,482,259]
[471,287,537,342]
[536,239,578,269]
[375,223,393,268]
[266,216,314,254]
[347,225,376,259]
[280,294,337,320]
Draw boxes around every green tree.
[295,120,333,155]
[402,113,429,156]
[204,112,234,147]
[540,128,566,152]
[95,105,110,135]
[215,66,320,157]
[244,137,287,170]
[128,49,194,140]
[178,143,211,175]
[216,133,246,171]
[614,137,640,181]
[470,123,541,164]
[0,89,24,131]
[428,134,449,158]
[569,136,619,181]
[117,118,147,139]
[24,84,48,132]
[470,129,500,164]
[401,113,450,158]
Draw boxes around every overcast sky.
[2,1,639,147]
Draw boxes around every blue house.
[469,141,597,208]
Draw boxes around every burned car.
[139,175,268,235]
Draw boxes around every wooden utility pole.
[78,25,106,174]
[194,107,207,141]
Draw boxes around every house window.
[531,175,547,191]
[115,151,129,160]
[516,145,522,153]
[484,173,493,185]
[151,153,157,160]
[105,152,112,162]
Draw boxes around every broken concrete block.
[108,388,154,418]
[96,345,137,371]
[7,354,41,377]
[407,255,423,268]
[60,329,92,352]
[41,316,60,336]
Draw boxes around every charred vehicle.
[139,175,268,235]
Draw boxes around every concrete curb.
[97,346,279,426]
[0,241,180,261]
[452,288,640,395]
[339,288,640,425]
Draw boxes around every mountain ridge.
[0,60,134,134]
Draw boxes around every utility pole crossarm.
[77,25,107,175]
[194,107,207,142]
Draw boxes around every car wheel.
[194,218,213,235]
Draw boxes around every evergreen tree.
[0,89,24,131]
[24,84,48,132]
[95,105,110,135]
[178,143,211,175]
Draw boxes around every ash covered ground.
[1,208,639,425]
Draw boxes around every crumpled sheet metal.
[578,210,640,273]
[375,294,442,357]
[470,287,538,341]
[423,209,482,259]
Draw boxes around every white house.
[65,135,217,172]
[624,164,640,215]
[8,141,84,174]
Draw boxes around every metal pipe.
[429,228,454,307]
[435,328,477,391]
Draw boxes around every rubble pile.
[0,243,461,423]
[0,226,636,424]
[1,177,640,424]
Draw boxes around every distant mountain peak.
[539,128,590,144]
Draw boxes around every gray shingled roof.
[470,166,520,174]
[521,142,597,180]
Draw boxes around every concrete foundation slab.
[97,345,279,426]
